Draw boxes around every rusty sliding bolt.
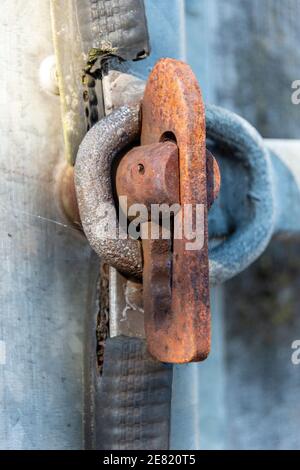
[116,59,220,363]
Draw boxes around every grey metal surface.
[109,270,144,338]
[226,239,300,450]
[268,140,300,234]
[186,0,300,138]
[185,0,300,450]
[0,0,97,449]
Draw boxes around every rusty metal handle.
[115,59,220,363]
[139,59,212,363]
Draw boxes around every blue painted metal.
[128,0,186,79]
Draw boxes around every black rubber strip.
[76,0,150,61]
[95,336,173,450]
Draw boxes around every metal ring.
[75,104,274,283]
[75,104,143,278]
[206,105,274,284]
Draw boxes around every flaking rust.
[116,59,220,363]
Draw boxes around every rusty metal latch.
[116,59,220,362]
[75,58,222,363]
[75,59,220,363]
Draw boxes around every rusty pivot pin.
[116,59,220,363]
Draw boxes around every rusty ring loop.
[75,104,274,284]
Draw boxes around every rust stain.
[59,165,82,228]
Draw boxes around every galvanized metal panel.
[185,0,300,450]
[0,0,97,449]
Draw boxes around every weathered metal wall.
[186,0,300,450]
[0,0,98,449]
